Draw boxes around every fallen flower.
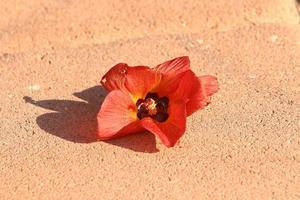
[97,56,218,147]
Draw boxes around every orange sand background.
[1,1,300,199]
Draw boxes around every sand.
[1,1,300,199]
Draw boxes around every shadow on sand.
[24,86,158,153]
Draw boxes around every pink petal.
[97,90,143,139]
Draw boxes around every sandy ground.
[1,1,300,199]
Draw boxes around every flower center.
[136,93,169,122]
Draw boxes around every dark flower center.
[136,93,169,122]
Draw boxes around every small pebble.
[196,39,204,44]
[270,35,279,43]
[248,74,256,79]
[28,84,40,91]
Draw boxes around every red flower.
[97,56,218,147]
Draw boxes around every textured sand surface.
[1,1,300,200]
[1,0,299,53]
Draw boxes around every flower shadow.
[23,86,158,153]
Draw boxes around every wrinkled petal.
[152,57,190,96]
[140,100,186,147]
[101,57,188,98]
[152,72,184,97]
[154,56,190,76]
[101,64,161,101]
[186,75,219,116]
[100,63,128,92]
[97,90,142,139]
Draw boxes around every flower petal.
[140,100,186,147]
[154,56,190,76]
[186,75,219,116]
[152,57,190,96]
[100,63,128,91]
[97,90,142,139]
[124,66,161,101]
[102,56,189,93]
[101,64,161,101]
[199,75,219,96]
[107,120,144,139]
[168,70,199,102]
[166,71,219,116]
